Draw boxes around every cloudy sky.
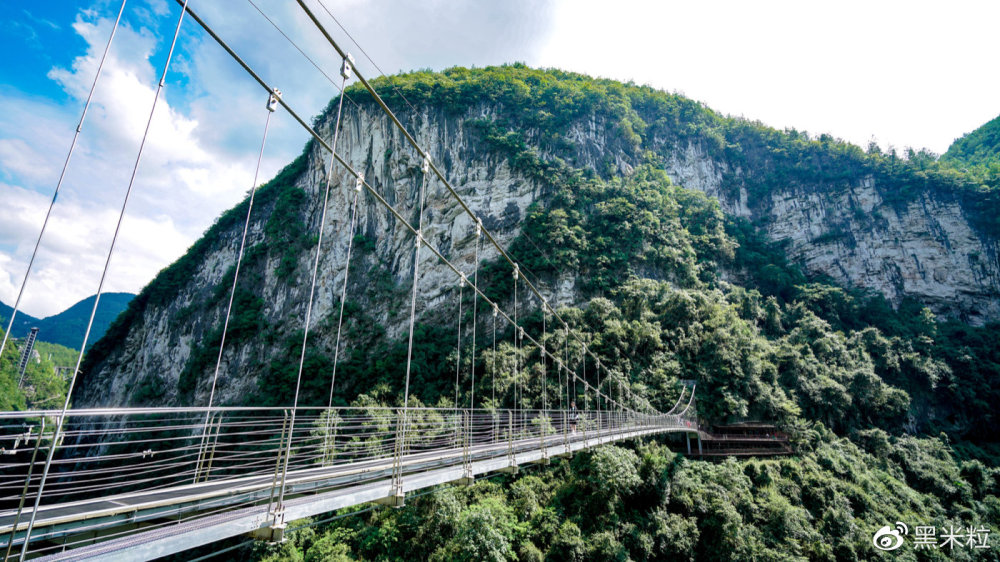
[1,0,998,319]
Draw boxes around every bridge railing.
[0,406,694,558]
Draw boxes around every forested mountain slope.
[943,113,1000,169]
[70,65,998,561]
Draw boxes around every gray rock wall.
[76,102,999,408]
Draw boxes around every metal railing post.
[507,410,515,469]
[201,415,222,482]
[563,409,570,455]
[461,409,473,483]
[266,410,290,522]
[385,408,405,507]
[326,415,340,466]
[193,413,211,484]
[539,410,547,461]
[4,419,45,560]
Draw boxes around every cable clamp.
[422,157,430,174]
[475,218,483,237]
[415,231,423,248]
[267,89,282,112]
[341,54,355,80]
[518,326,524,340]
[459,273,467,287]
[512,264,519,280]
[493,303,498,317]
[355,173,364,192]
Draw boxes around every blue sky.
[1,0,998,318]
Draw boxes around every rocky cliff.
[76,102,546,408]
[557,118,1000,324]
[75,67,999,409]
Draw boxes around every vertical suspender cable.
[542,303,547,412]
[492,303,497,408]
[512,265,518,414]
[561,360,565,411]
[572,333,577,406]
[399,157,431,490]
[455,276,463,416]
[20,3,188,558]
[195,92,278,484]
[616,376,622,414]
[2,0,128,368]
[328,172,364,408]
[204,93,277,412]
[597,360,601,417]
[470,219,481,409]
[277,60,350,513]
[564,325,570,409]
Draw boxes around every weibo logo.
[873,522,909,551]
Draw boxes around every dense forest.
[943,113,1000,169]
[83,65,998,560]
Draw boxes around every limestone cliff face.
[75,100,999,408]
[556,117,998,324]
[759,179,998,324]
[76,103,544,408]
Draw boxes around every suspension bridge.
[1,1,706,559]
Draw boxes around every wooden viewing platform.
[676,422,793,457]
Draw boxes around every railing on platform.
[0,406,694,559]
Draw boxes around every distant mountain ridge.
[0,293,135,350]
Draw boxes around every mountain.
[0,292,135,350]
[0,302,40,332]
[70,66,999,560]
[75,65,999,410]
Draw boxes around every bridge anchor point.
[376,493,406,509]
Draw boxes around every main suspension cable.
[313,0,420,115]
[245,0,360,111]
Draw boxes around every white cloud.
[1,8,256,317]
[535,0,1000,154]
[0,182,191,322]
[6,0,998,324]
[0,139,58,185]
